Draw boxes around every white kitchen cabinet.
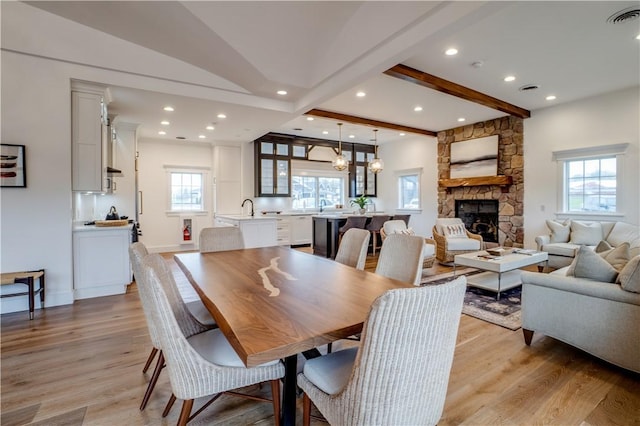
[73,226,131,299]
[290,215,312,245]
[276,217,290,245]
[215,216,277,248]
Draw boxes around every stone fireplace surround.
[437,116,524,247]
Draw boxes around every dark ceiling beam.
[384,64,531,119]
[306,109,437,137]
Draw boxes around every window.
[291,175,345,209]
[397,168,422,210]
[170,172,203,211]
[553,144,627,214]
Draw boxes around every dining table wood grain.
[174,246,411,425]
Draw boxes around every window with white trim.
[397,168,422,210]
[165,166,209,213]
[553,144,628,214]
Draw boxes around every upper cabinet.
[71,82,110,192]
[254,133,377,198]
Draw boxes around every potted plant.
[350,195,369,214]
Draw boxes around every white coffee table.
[454,250,548,300]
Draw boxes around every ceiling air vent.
[607,7,640,24]
[519,84,539,92]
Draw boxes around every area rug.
[421,269,522,330]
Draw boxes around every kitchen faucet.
[241,198,254,217]
[319,199,328,212]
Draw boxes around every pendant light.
[368,129,384,173]
[332,122,348,171]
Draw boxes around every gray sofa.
[535,220,639,270]
[521,265,640,373]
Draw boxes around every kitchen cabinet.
[276,217,290,245]
[73,226,131,299]
[290,215,312,245]
[254,139,290,197]
[215,216,277,248]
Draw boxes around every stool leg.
[27,277,34,320]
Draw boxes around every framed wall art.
[450,135,498,179]
[1,144,26,187]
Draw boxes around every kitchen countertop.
[73,223,133,232]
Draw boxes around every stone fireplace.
[437,116,524,247]
[455,200,498,243]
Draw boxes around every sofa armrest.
[535,235,550,251]
[521,271,640,305]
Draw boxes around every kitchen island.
[312,213,394,259]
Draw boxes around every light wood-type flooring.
[1,249,639,425]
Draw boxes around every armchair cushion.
[446,237,481,251]
[546,219,571,243]
[569,221,603,245]
[618,255,640,292]
[442,223,468,238]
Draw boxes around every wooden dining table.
[174,246,411,426]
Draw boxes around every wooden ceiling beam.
[306,109,437,137]
[384,64,531,119]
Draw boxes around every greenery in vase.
[350,195,369,209]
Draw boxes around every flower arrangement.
[350,195,369,210]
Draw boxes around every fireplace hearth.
[455,200,498,243]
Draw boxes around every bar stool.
[366,215,390,256]
[338,216,368,246]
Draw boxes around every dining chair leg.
[140,350,165,410]
[270,379,281,426]
[163,394,177,418]
[142,347,158,373]
[177,399,194,426]
[327,342,332,353]
[302,392,311,426]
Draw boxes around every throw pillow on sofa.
[569,221,603,246]
[567,245,618,283]
[617,255,640,293]
[594,240,612,253]
[598,242,631,271]
[606,222,640,247]
[545,219,571,243]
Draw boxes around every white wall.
[376,135,439,237]
[524,87,640,248]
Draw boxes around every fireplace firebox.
[455,200,498,243]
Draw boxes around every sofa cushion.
[606,222,640,247]
[542,242,580,257]
[567,245,618,283]
[598,242,630,271]
[546,219,571,243]
[569,221,603,245]
[617,256,640,293]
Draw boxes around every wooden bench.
[1,269,45,320]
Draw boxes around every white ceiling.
[9,1,640,146]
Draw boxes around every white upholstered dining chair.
[130,243,215,411]
[375,233,425,285]
[297,276,467,426]
[142,253,285,426]
[199,226,245,253]
[335,228,371,270]
[381,220,436,268]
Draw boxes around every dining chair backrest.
[310,277,466,425]
[199,226,245,253]
[382,219,408,236]
[375,233,424,285]
[335,228,371,270]
[129,242,161,349]
[392,214,411,226]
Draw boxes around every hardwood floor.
[2,249,639,425]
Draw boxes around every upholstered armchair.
[380,220,435,268]
[432,218,483,264]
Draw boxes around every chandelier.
[368,129,384,173]
[332,122,348,171]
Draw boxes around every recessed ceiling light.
[457,117,466,122]
[445,48,458,56]
[198,135,206,139]
[217,114,227,119]
[322,130,329,135]
[277,90,287,95]
[504,75,516,82]
[356,91,366,97]
[206,125,215,130]
[306,117,314,121]
[414,106,423,112]
[160,120,170,125]
[158,131,166,135]
[348,134,355,139]
[163,106,174,112]
[546,95,557,101]
[636,34,640,40]
[399,133,406,136]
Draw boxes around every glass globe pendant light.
[332,122,349,171]
[368,129,384,173]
